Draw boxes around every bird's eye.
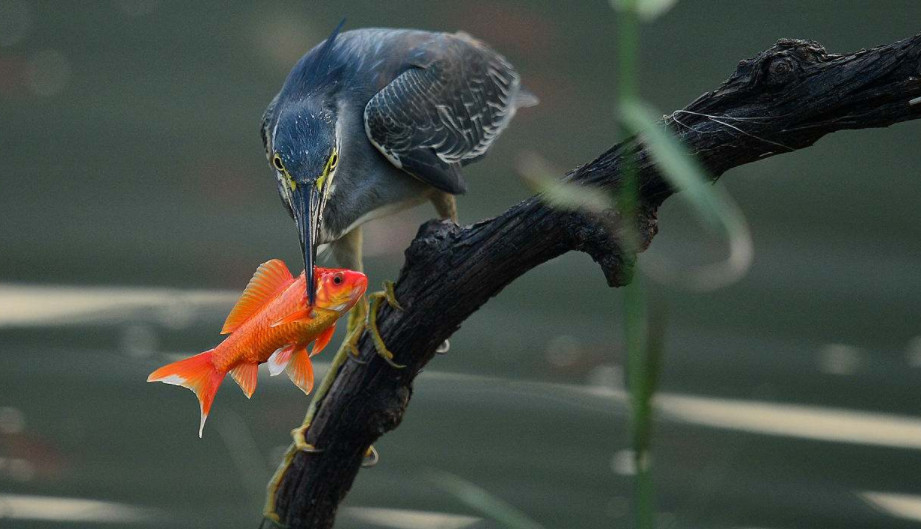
[272,154,285,171]
[329,150,339,170]
[332,273,343,285]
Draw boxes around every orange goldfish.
[147,259,367,437]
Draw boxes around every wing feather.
[364,33,535,194]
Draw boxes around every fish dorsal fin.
[221,259,294,334]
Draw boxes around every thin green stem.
[616,0,639,109]
[615,1,656,528]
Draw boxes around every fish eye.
[332,273,343,285]
[272,154,285,171]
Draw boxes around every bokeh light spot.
[0,406,25,434]
[818,343,862,376]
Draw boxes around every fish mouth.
[353,274,368,297]
[350,272,368,301]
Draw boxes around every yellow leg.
[263,444,294,523]
[263,300,367,521]
[266,229,383,521]
[367,281,405,368]
[299,298,368,442]
[430,190,458,223]
[264,283,404,519]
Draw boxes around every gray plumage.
[261,25,536,301]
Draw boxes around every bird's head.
[270,104,341,305]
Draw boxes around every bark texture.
[266,34,921,528]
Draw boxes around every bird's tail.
[514,87,539,109]
[147,350,224,438]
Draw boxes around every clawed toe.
[291,425,324,453]
[367,293,405,369]
[361,445,380,468]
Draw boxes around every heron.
[259,20,535,458]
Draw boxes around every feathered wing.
[364,32,537,195]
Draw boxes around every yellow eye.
[272,154,285,171]
[329,150,338,170]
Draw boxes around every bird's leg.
[428,191,456,355]
[291,230,379,440]
[367,281,405,368]
[431,190,459,224]
[263,298,369,522]
[264,230,370,521]
[289,296,368,446]
[263,444,295,523]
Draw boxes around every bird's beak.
[292,185,321,305]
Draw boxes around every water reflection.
[0,283,236,327]
[0,493,158,523]
[342,506,480,529]
[420,370,921,451]
[861,492,921,523]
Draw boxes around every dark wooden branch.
[268,35,921,528]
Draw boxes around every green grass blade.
[517,151,613,214]
[620,100,754,290]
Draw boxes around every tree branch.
[267,34,921,528]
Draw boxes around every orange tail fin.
[147,350,224,437]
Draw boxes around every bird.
[259,23,536,518]
[260,22,535,378]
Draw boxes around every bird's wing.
[364,33,536,195]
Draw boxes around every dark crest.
[281,19,347,98]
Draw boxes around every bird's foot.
[381,280,404,311]
[362,445,380,467]
[261,424,330,524]
[261,511,284,528]
[291,424,324,453]
[367,282,405,368]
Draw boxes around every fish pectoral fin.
[229,362,259,398]
[267,345,296,376]
[271,309,314,328]
[285,346,315,396]
[310,325,336,357]
[222,259,295,334]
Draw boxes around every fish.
[147,259,367,437]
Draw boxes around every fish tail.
[147,349,224,438]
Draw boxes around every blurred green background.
[2,1,920,528]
